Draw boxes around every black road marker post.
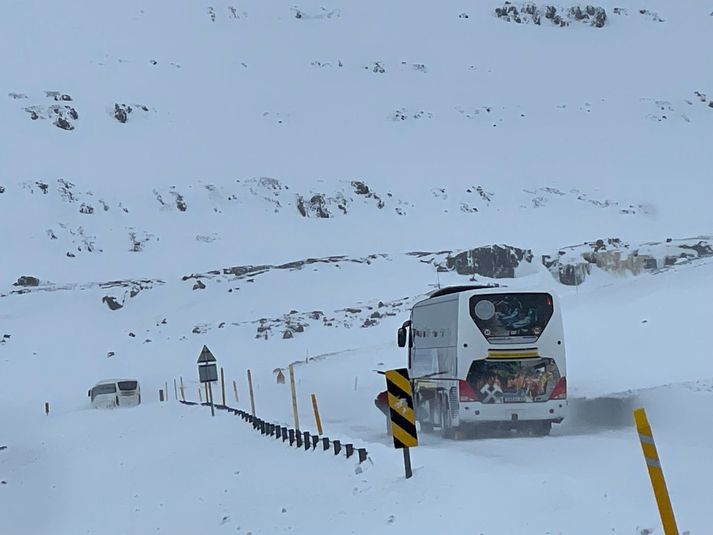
[358,448,368,463]
[296,431,303,448]
[385,368,418,479]
[312,434,319,450]
[289,429,295,446]
[303,431,311,451]
[322,437,330,451]
[282,427,288,442]
[345,444,354,459]
[334,440,341,456]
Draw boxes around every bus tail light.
[459,380,479,402]
[549,377,567,400]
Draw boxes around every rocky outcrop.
[495,2,606,27]
[543,237,713,285]
[296,193,342,218]
[113,103,149,123]
[14,276,40,287]
[21,93,78,130]
[442,245,534,278]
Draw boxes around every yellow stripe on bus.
[487,350,539,359]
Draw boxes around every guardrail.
[179,400,369,463]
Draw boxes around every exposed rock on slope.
[544,237,713,285]
[443,245,534,278]
[495,3,607,27]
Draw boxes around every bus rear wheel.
[529,420,552,437]
[440,399,455,439]
[419,421,434,434]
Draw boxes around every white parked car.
[89,379,141,408]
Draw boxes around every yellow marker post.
[633,408,679,535]
[311,393,323,435]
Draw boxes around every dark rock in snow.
[14,276,40,287]
[102,296,123,310]
[55,117,73,130]
[193,280,206,290]
[444,245,534,278]
[114,104,130,123]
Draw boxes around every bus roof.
[428,285,503,298]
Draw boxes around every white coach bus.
[395,285,567,437]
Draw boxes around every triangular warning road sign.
[197,345,217,363]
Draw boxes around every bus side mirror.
[397,327,406,348]
[88,390,91,397]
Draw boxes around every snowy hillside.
[2,0,713,533]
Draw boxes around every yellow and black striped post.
[385,368,418,478]
[633,408,679,535]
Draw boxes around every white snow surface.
[1,0,713,533]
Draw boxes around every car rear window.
[92,384,117,395]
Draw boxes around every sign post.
[385,368,418,479]
[197,345,218,417]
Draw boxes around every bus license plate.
[504,395,528,403]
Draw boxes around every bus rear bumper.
[458,399,568,423]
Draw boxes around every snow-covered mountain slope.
[2,0,712,280]
[2,0,712,533]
